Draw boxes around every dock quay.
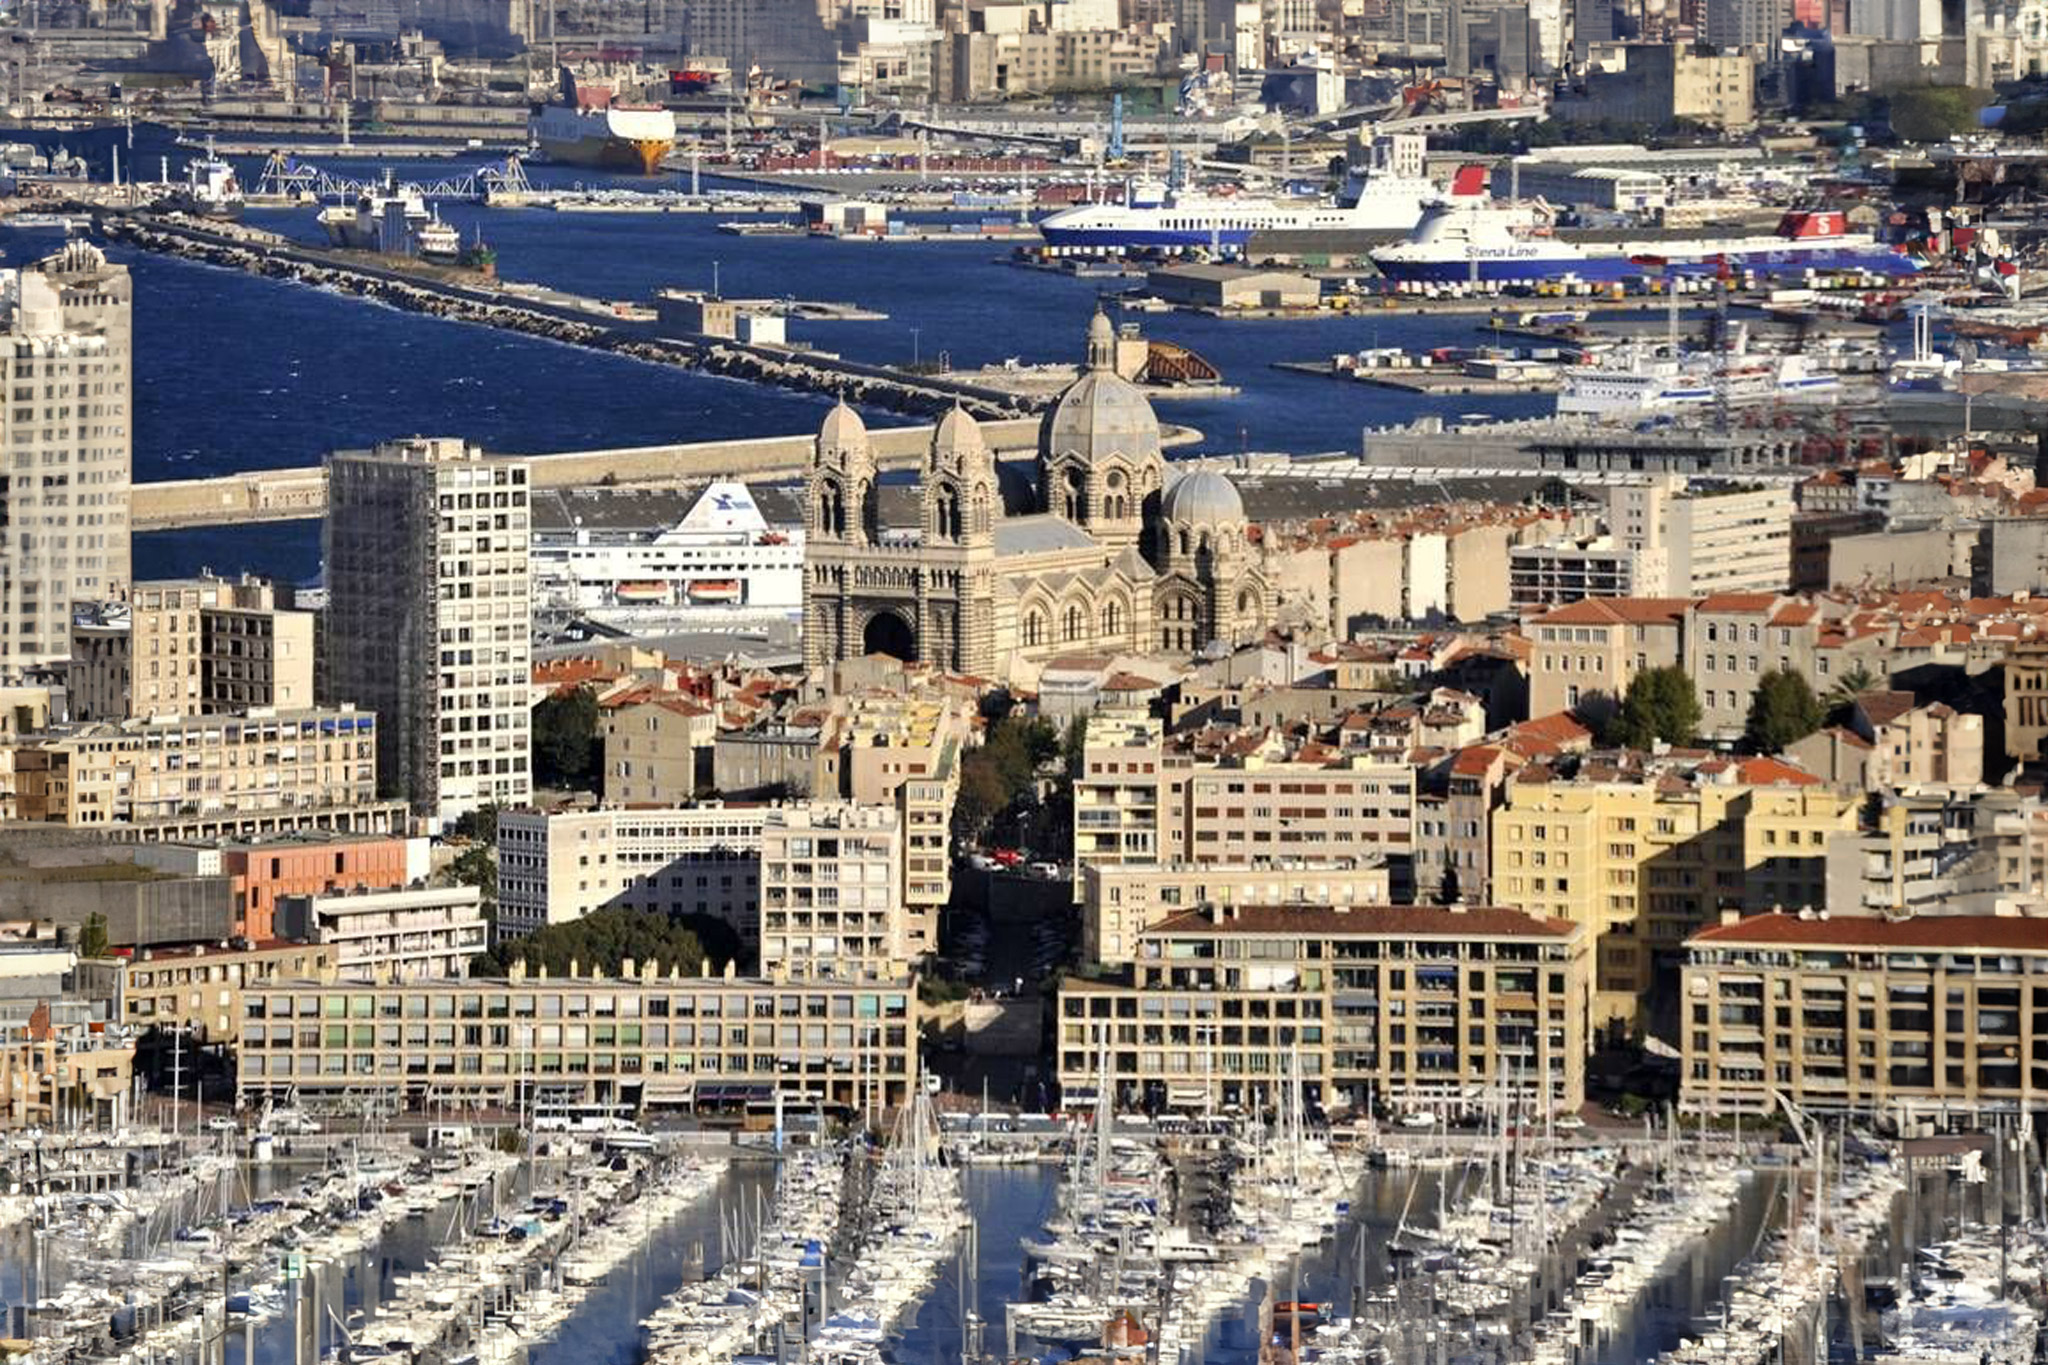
[1273,358,1564,395]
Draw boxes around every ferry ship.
[1039,157,1471,254]
[530,67,676,176]
[531,481,804,624]
[1556,336,1842,420]
[1372,204,1919,284]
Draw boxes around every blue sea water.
[0,127,1554,581]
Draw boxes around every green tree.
[1745,668,1825,753]
[452,843,497,917]
[471,908,719,978]
[1888,86,1993,143]
[1605,666,1702,748]
[532,687,602,790]
[452,803,500,845]
[77,912,109,959]
[1061,714,1089,780]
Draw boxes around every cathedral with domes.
[802,311,1281,681]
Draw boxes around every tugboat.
[456,226,497,278]
[169,137,244,221]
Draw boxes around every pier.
[91,212,1047,425]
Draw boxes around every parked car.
[1027,861,1063,881]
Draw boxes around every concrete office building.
[496,804,765,944]
[1058,903,1591,1117]
[0,242,132,684]
[324,438,532,827]
[233,963,919,1117]
[69,575,314,723]
[1682,910,2048,1122]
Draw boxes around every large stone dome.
[1160,469,1244,527]
[1039,311,1162,466]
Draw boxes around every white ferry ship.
[530,67,676,176]
[1374,203,1918,284]
[1556,336,1842,421]
[1038,136,1465,253]
[532,481,804,624]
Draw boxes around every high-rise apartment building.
[324,438,532,827]
[0,242,132,683]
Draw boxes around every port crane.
[253,152,533,204]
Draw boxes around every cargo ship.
[530,66,676,176]
[1372,204,1919,284]
[168,137,244,221]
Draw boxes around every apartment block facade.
[233,966,918,1116]
[324,439,532,827]
[69,574,314,722]
[1081,858,1392,966]
[1058,903,1590,1116]
[274,885,485,982]
[9,706,388,839]
[759,802,906,982]
[1682,911,2048,1121]
[1494,774,1860,1027]
[1076,708,1419,898]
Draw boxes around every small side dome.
[1160,469,1245,527]
[933,403,986,455]
[820,398,867,448]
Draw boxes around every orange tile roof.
[1695,592,1781,614]
[1733,756,1821,787]
[1691,912,2048,951]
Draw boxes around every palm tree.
[1823,662,1881,724]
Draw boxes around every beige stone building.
[1608,477,1791,599]
[1682,910,2048,1121]
[2005,639,2048,765]
[69,575,314,723]
[1523,596,1689,720]
[603,693,715,804]
[1058,903,1590,1117]
[1848,691,1983,788]
[234,963,919,1118]
[1081,858,1391,965]
[803,314,1280,686]
[107,938,334,1047]
[0,242,132,685]
[1495,767,1861,1028]
[10,706,391,840]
